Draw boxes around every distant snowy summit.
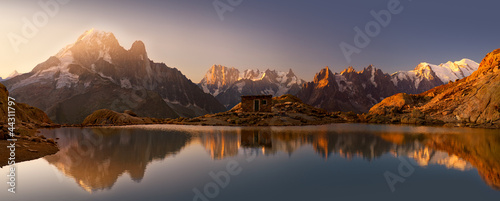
[199,65,305,109]
[392,59,479,94]
[0,70,20,81]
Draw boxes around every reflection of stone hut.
[241,95,272,112]
[241,130,272,148]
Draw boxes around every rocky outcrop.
[81,109,168,126]
[365,49,500,128]
[171,94,354,126]
[0,82,59,167]
[0,83,54,138]
[3,29,225,124]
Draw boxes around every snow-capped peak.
[0,70,21,81]
[454,58,479,69]
[7,70,20,79]
[417,59,479,83]
[391,59,479,91]
[53,29,115,60]
[77,28,113,42]
[79,28,95,41]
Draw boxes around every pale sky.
[1,0,499,81]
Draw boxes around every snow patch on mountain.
[235,82,245,93]
[55,69,79,89]
[99,49,112,64]
[10,50,79,90]
[370,68,377,87]
[334,74,350,92]
[239,69,265,81]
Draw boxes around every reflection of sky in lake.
[1,124,499,201]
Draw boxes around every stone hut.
[241,95,272,113]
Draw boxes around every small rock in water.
[47,139,57,144]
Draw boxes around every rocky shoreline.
[0,134,59,167]
[0,82,60,167]
[76,94,498,129]
[78,95,361,127]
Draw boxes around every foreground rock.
[0,83,58,137]
[0,135,59,167]
[0,83,59,166]
[82,109,168,126]
[364,49,500,128]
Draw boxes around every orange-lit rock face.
[314,67,334,89]
[367,48,500,127]
[469,49,500,80]
[202,65,240,87]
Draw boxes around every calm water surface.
[1,123,499,201]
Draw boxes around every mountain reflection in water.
[39,124,500,193]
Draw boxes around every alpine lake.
[1,123,499,201]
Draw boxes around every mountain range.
[1,29,481,121]
[200,59,478,113]
[297,59,479,113]
[2,29,225,124]
[198,65,305,109]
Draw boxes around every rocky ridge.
[365,49,500,128]
[297,59,479,114]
